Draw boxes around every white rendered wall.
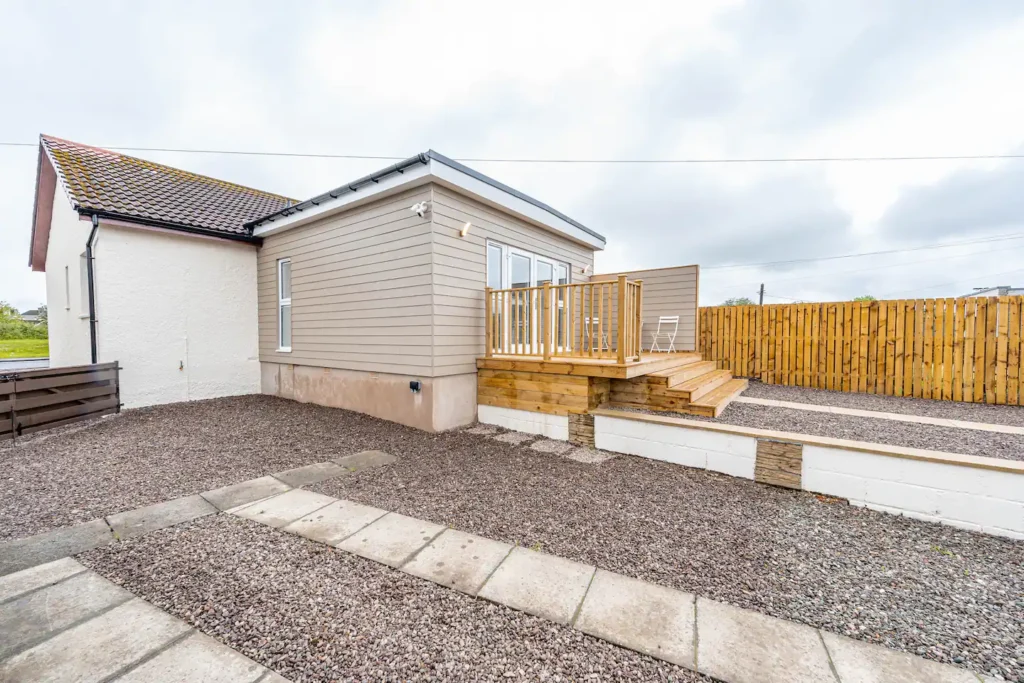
[802,446,1024,540]
[43,185,92,367]
[594,414,757,479]
[95,224,261,408]
[478,405,569,440]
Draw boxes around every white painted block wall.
[478,405,569,440]
[802,446,1024,540]
[594,415,757,479]
[588,414,1023,541]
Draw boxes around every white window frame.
[485,240,570,289]
[277,258,292,352]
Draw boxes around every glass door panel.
[509,253,531,350]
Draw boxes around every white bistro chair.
[650,316,679,352]
[583,317,612,352]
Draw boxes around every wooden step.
[687,378,749,418]
[672,369,732,402]
[648,360,719,388]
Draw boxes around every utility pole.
[759,283,765,306]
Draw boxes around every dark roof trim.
[424,150,605,243]
[85,209,263,245]
[244,154,429,229]
[245,150,606,244]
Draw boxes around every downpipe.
[86,214,99,364]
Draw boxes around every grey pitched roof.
[41,135,295,239]
[246,150,606,245]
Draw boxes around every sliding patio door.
[487,242,570,355]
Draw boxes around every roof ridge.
[40,134,297,203]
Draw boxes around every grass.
[0,339,49,359]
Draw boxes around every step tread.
[672,368,732,393]
[691,378,749,416]
[645,356,706,377]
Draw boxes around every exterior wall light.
[460,222,471,238]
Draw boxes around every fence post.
[484,287,493,358]
[616,275,627,364]
[543,282,553,360]
[635,279,644,359]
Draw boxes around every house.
[29,135,290,407]
[960,286,1024,297]
[19,310,42,324]
[29,135,730,431]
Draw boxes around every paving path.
[0,559,288,683]
[226,487,992,683]
[734,395,1024,434]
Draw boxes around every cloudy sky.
[2,0,1023,312]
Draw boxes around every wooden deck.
[476,351,748,418]
[477,352,702,380]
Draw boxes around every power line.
[878,267,1024,298]
[712,242,1024,293]
[702,232,1024,270]
[1,140,1022,164]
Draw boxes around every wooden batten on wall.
[754,440,803,489]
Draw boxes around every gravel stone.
[0,396,398,541]
[681,402,1024,460]
[79,515,710,682]
[491,432,537,445]
[743,381,1024,428]
[464,425,499,435]
[8,395,1023,680]
[529,439,574,454]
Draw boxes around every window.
[278,259,292,351]
[64,266,70,310]
[79,253,89,315]
[485,241,570,289]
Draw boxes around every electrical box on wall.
[409,380,421,393]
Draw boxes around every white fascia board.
[427,160,605,251]
[253,158,605,251]
[253,162,433,237]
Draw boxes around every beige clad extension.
[253,152,604,432]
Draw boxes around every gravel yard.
[685,402,1024,460]
[6,395,1024,680]
[744,380,1024,427]
[0,395,439,541]
[79,515,708,683]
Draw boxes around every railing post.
[484,287,493,358]
[636,279,644,359]
[617,275,627,364]
[543,282,553,360]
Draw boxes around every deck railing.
[485,275,643,363]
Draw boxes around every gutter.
[244,153,430,229]
[86,214,100,364]
[82,209,263,245]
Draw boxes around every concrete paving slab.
[0,597,190,682]
[230,489,337,529]
[401,529,512,595]
[575,570,695,669]
[201,476,291,512]
[337,513,445,568]
[696,597,835,683]
[821,630,980,683]
[464,425,498,435]
[333,450,397,471]
[107,494,217,539]
[282,499,387,546]
[564,447,617,464]
[0,570,132,660]
[116,631,266,683]
[477,547,595,625]
[259,672,292,683]
[0,558,85,604]
[273,461,349,487]
[0,519,113,577]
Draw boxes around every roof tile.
[41,135,294,237]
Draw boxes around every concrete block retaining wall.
[478,405,569,440]
[591,412,1024,540]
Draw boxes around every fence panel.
[0,362,121,440]
[697,297,1024,405]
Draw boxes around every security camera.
[410,201,430,218]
